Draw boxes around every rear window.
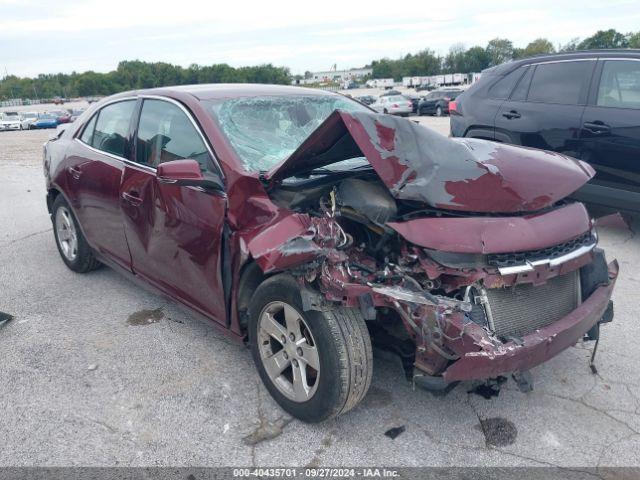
[527,61,594,105]
[91,100,136,158]
[488,68,525,99]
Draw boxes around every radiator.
[483,271,581,338]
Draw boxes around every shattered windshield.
[207,95,370,172]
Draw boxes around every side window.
[597,60,640,109]
[91,101,136,157]
[527,61,594,105]
[80,114,97,144]
[510,66,533,101]
[136,99,211,171]
[488,68,526,99]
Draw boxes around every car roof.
[486,49,640,76]
[113,83,340,101]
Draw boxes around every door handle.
[68,166,82,179]
[502,110,521,119]
[121,191,143,206]
[583,121,611,134]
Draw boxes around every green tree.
[628,31,640,48]
[518,38,555,58]
[486,38,514,66]
[558,37,580,52]
[463,46,490,72]
[578,29,628,49]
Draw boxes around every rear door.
[576,58,640,210]
[66,99,136,269]
[495,59,596,156]
[120,97,228,324]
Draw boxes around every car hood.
[265,110,595,213]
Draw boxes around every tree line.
[370,29,640,79]
[2,28,640,100]
[0,61,291,100]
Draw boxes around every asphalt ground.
[1,119,639,468]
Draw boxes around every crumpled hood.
[266,110,595,213]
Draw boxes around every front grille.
[484,271,580,338]
[487,232,595,270]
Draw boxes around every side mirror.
[156,159,224,193]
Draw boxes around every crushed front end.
[250,109,618,390]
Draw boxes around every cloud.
[1,0,640,77]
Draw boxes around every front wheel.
[52,195,101,273]
[249,274,372,423]
[435,106,443,117]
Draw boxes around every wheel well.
[46,188,61,214]
[237,260,268,331]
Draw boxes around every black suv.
[450,50,640,212]
[419,89,463,116]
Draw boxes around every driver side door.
[120,97,228,325]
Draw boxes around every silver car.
[370,95,413,116]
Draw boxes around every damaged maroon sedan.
[43,85,617,422]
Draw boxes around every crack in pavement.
[1,228,51,248]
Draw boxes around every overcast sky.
[1,0,639,78]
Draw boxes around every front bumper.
[0,123,20,130]
[439,260,618,382]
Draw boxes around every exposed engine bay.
[243,109,617,390]
[254,167,614,387]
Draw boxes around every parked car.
[20,111,39,130]
[53,97,65,105]
[379,89,402,97]
[355,95,376,106]
[418,89,463,116]
[0,112,22,131]
[68,109,86,122]
[31,114,59,129]
[450,49,640,212]
[48,110,72,124]
[370,95,413,116]
[43,84,616,422]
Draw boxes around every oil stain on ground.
[479,417,517,447]
[127,308,164,326]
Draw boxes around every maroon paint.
[388,202,592,254]
[120,163,227,324]
[59,142,131,270]
[44,85,618,385]
[157,158,204,181]
[268,110,594,213]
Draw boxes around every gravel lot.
[1,116,639,469]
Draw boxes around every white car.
[370,95,413,117]
[0,112,22,131]
[20,111,39,130]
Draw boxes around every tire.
[383,108,388,114]
[51,195,101,273]
[248,274,373,423]
[435,106,443,117]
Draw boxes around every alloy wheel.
[257,301,320,402]
[55,206,78,261]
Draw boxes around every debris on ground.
[0,311,13,328]
[242,416,292,446]
[384,425,406,439]
[468,376,508,399]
